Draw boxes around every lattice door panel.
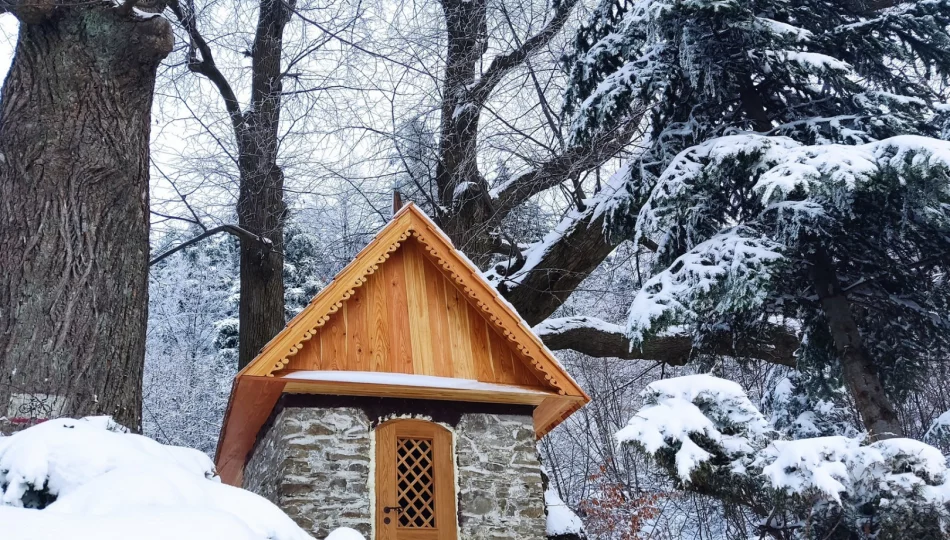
[396,437,436,528]
[376,419,456,540]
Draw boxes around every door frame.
[374,419,457,540]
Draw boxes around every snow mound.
[544,486,586,536]
[0,416,214,506]
[324,527,366,540]
[0,417,314,540]
[0,506,263,540]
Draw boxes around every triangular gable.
[217,204,589,485]
[240,204,587,401]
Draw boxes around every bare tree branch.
[116,0,139,17]
[470,0,581,103]
[0,0,54,23]
[149,225,272,267]
[491,119,644,220]
[167,0,244,129]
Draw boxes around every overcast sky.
[0,17,15,87]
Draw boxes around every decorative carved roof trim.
[241,204,588,402]
[263,229,412,377]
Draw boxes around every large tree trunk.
[809,244,903,439]
[435,0,496,265]
[235,0,291,369]
[236,153,286,369]
[0,4,173,429]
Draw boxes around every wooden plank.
[422,256,454,378]
[510,347,537,386]
[384,248,413,373]
[366,261,390,371]
[281,378,553,406]
[284,329,318,371]
[444,279,476,379]
[533,396,586,438]
[345,287,369,371]
[470,308,495,382]
[215,376,286,486]
[375,421,397,540]
[403,240,436,376]
[321,304,347,371]
[431,423,457,540]
[487,326,520,385]
[242,210,414,376]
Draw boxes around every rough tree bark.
[171,0,292,369]
[0,1,173,429]
[235,0,292,369]
[809,245,903,438]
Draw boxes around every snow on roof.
[0,417,323,540]
[281,370,554,395]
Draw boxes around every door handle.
[383,505,403,525]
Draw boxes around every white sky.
[0,16,16,86]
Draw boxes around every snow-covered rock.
[0,416,213,507]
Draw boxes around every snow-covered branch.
[618,375,950,538]
[487,206,619,326]
[536,316,798,367]
[490,120,644,221]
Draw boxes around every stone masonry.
[456,413,546,540]
[243,406,546,540]
[244,407,373,539]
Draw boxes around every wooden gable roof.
[215,203,589,485]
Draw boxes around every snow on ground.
[544,485,586,537]
[324,527,366,540]
[0,417,363,540]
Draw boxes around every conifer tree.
[563,0,950,437]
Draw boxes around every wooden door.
[376,419,457,540]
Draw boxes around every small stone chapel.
[215,203,590,540]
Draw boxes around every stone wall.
[243,407,373,539]
[456,413,547,540]
[243,406,546,540]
